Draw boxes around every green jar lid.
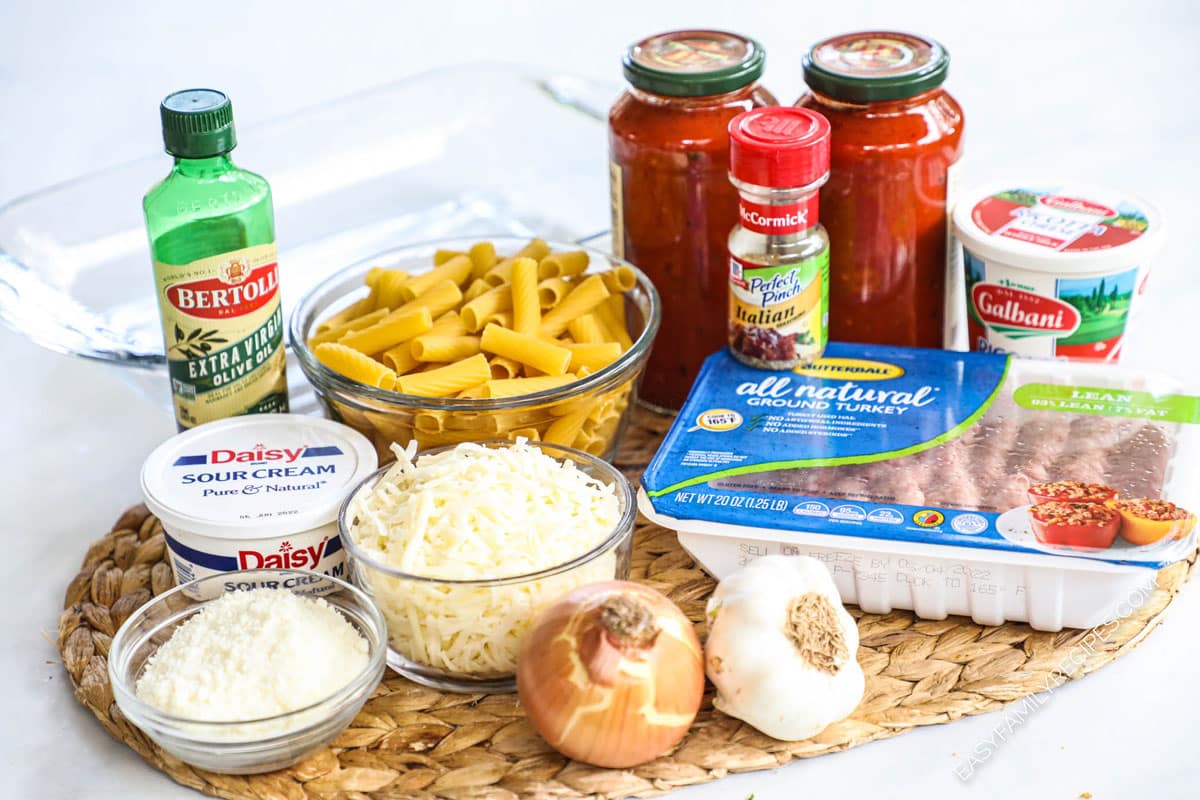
[802,31,949,103]
[623,30,765,98]
[160,89,237,158]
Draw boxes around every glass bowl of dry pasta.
[289,236,661,465]
[339,438,637,693]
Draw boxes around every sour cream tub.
[953,182,1165,361]
[141,414,377,596]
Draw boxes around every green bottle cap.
[802,32,949,103]
[623,30,765,98]
[160,89,237,158]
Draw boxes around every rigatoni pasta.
[411,335,482,363]
[487,356,523,379]
[314,343,397,389]
[509,257,540,336]
[480,324,571,376]
[305,238,645,461]
[381,342,420,376]
[468,241,497,280]
[538,275,610,338]
[309,307,390,346]
[375,269,413,310]
[402,255,472,299]
[462,285,514,332]
[483,375,578,398]
[395,279,463,318]
[338,308,433,355]
[567,314,605,344]
[538,250,589,280]
[563,342,622,373]
[537,277,571,309]
[394,353,491,397]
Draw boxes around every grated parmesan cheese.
[135,588,368,725]
[346,440,620,676]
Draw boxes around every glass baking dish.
[0,64,616,413]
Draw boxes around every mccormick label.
[154,242,288,430]
[737,197,819,236]
[728,249,829,366]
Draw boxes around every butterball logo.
[167,262,279,320]
[238,537,329,569]
[793,357,905,381]
[971,283,1080,335]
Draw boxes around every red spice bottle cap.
[729,107,831,188]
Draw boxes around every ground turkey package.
[640,344,1200,629]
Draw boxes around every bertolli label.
[155,242,288,429]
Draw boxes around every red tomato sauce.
[610,30,775,410]
[796,32,964,348]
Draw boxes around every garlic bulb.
[705,555,864,740]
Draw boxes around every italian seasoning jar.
[609,30,775,410]
[727,107,832,370]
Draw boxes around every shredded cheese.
[346,440,620,676]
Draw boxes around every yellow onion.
[516,580,704,768]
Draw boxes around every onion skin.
[517,580,704,768]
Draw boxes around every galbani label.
[971,283,1081,336]
[738,197,818,235]
[962,248,1141,361]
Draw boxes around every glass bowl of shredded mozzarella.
[108,569,387,774]
[340,438,636,693]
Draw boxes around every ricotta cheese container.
[141,414,377,595]
[953,182,1165,361]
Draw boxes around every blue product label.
[642,343,1193,568]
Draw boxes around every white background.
[3,1,1199,797]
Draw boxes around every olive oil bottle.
[143,89,287,430]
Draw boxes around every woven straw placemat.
[57,406,1196,800]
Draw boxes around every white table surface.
[3,1,1199,797]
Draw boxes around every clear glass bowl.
[339,440,636,693]
[289,236,661,465]
[107,569,387,774]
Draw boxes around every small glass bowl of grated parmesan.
[108,569,387,774]
[340,439,636,693]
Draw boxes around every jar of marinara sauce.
[610,30,776,411]
[796,32,964,349]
